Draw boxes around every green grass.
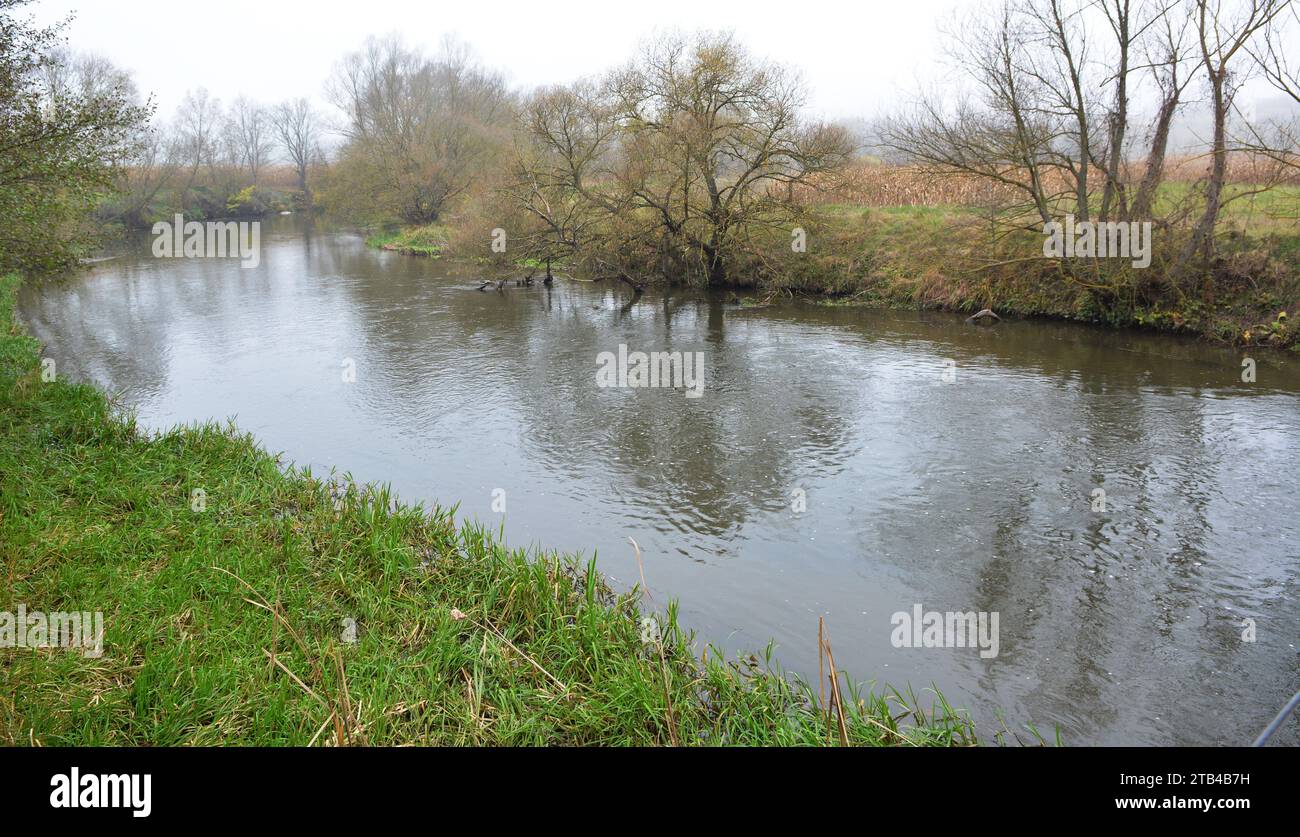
[819,183,1300,235]
[1149,182,1300,237]
[0,274,988,746]
[774,200,1299,350]
[366,224,449,257]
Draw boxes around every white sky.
[30,0,961,119]
[28,0,1298,135]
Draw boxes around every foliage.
[0,0,151,273]
[507,32,854,287]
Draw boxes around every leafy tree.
[513,32,853,287]
[0,0,151,274]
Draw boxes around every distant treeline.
[3,0,1298,295]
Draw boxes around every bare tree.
[326,35,512,224]
[1248,0,1299,101]
[882,2,1080,225]
[1239,2,1300,173]
[113,122,178,228]
[224,96,273,184]
[508,81,623,282]
[175,88,221,194]
[882,0,1294,247]
[1021,0,1098,221]
[1181,0,1289,266]
[1130,0,1199,219]
[41,48,138,102]
[270,97,320,196]
[1093,0,1179,220]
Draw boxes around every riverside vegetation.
[15,2,1295,350]
[341,16,1297,351]
[381,183,1299,350]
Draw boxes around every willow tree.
[507,81,626,282]
[614,32,852,284]
[513,32,852,287]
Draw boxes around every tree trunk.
[1129,92,1180,220]
[1100,5,1130,222]
[1182,69,1228,269]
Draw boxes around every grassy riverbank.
[778,202,1299,352]
[394,193,1298,352]
[0,274,987,746]
[366,224,450,257]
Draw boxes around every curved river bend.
[20,217,1300,745]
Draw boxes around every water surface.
[20,217,1300,745]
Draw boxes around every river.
[18,216,1300,745]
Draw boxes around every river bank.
[0,273,984,746]
[371,202,1299,352]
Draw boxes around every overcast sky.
[30,0,960,119]
[29,0,1297,138]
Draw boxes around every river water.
[18,216,1300,745]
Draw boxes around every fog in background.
[32,0,1298,154]
[30,0,959,118]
